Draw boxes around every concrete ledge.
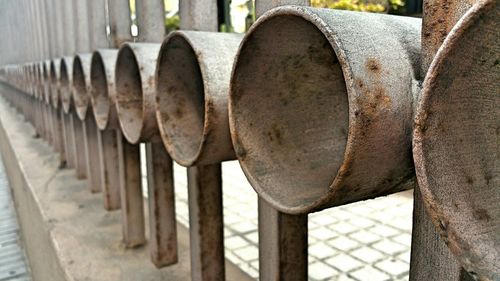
[0,93,251,281]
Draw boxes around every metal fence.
[0,0,498,280]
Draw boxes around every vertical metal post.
[72,112,88,179]
[252,2,310,280]
[135,0,178,267]
[117,132,145,247]
[187,165,225,281]
[179,0,226,279]
[146,142,178,267]
[84,0,108,194]
[409,1,475,280]
[100,0,133,211]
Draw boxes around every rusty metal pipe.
[90,49,120,131]
[413,1,499,279]
[155,31,243,166]
[115,43,161,144]
[90,49,122,210]
[60,57,79,171]
[74,53,103,193]
[229,7,421,214]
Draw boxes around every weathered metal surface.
[72,112,88,180]
[179,0,218,31]
[107,0,133,48]
[258,198,308,281]
[90,49,121,131]
[255,0,310,17]
[413,1,500,279]
[90,50,123,210]
[156,31,243,166]
[146,142,178,268]
[73,54,92,121]
[99,129,122,210]
[115,43,161,144]
[421,0,476,74]
[410,185,471,281]
[230,7,421,214]
[117,132,145,248]
[85,112,103,193]
[187,164,225,281]
[60,57,75,115]
[135,0,166,43]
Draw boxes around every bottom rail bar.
[187,164,225,281]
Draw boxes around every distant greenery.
[311,0,404,13]
[165,15,180,33]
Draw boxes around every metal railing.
[0,0,498,280]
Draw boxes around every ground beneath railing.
[0,157,31,281]
[140,156,414,281]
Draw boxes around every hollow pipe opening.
[230,13,349,213]
[90,52,111,130]
[60,58,74,114]
[156,34,205,166]
[49,59,60,109]
[73,56,90,120]
[115,45,144,144]
[230,7,421,214]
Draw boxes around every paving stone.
[309,261,339,280]
[348,217,376,228]
[391,233,412,246]
[244,231,258,244]
[350,247,385,263]
[328,236,360,252]
[231,221,257,234]
[310,226,337,240]
[234,246,259,261]
[350,265,391,281]
[225,236,249,249]
[309,242,338,259]
[349,230,382,244]
[368,225,400,238]
[325,253,363,272]
[375,258,409,277]
[310,213,338,225]
[397,250,411,264]
[328,221,357,235]
[372,239,407,256]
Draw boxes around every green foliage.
[311,0,404,13]
[165,15,180,34]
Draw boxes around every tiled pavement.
[0,157,31,280]
[164,158,414,281]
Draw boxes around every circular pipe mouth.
[60,59,74,114]
[230,12,350,213]
[42,62,51,105]
[115,45,144,144]
[414,0,498,279]
[73,56,90,120]
[156,34,205,166]
[90,52,111,130]
[49,60,60,108]
[231,7,421,214]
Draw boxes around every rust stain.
[473,208,491,221]
[365,58,382,75]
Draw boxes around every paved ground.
[0,157,31,281]
[141,153,415,281]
